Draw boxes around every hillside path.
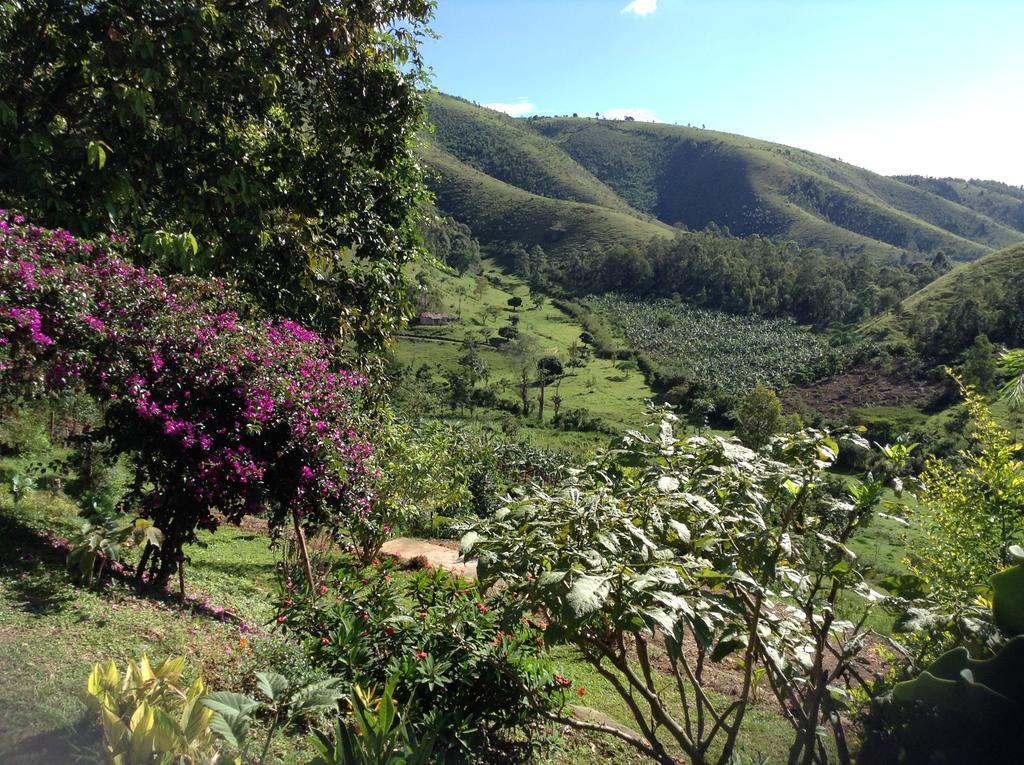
[380,537,477,579]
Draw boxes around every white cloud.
[483,99,536,117]
[621,0,657,16]
[602,107,659,122]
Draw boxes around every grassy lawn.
[0,489,306,764]
[0,482,802,765]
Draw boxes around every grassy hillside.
[419,140,673,258]
[864,241,1024,351]
[528,117,1021,261]
[895,176,1024,234]
[425,93,638,215]
[396,261,657,450]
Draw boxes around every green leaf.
[254,671,289,702]
[291,679,344,713]
[538,570,567,586]
[992,563,1024,637]
[460,531,480,557]
[208,711,250,749]
[200,691,260,719]
[668,520,690,544]
[565,574,610,619]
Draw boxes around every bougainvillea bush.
[0,212,374,584]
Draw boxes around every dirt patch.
[642,624,889,712]
[782,362,939,421]
[380,537,477,579]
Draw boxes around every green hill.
[419,139,673,258]
[864,241,1024,357]
[425,93,639,214]
[894,176,1024,235]
[528,118,1021,261]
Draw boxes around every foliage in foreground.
[0,215,372,585]
[86,655,219,765]
[899,377,1024,664]
[273,558,558,759]
[862,552,1024,764]
[463,410,898,765]
[85,652,425,765]
[0,0,435,348]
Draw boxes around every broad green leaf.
[459,531,480,556]
[254,671,289,702]
[711,637,747,662]
[208,711,250,749]
[992,563,1024,637]
[201,691,260,719]
[538,570,567,586]
[565,574,610,619]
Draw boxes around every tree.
[482,304,502,325]
[463,415,894,765]
[567,341,590,369]
[0,0,435,350]
[908,377,1024,661]
[457,343,488,387]
[536,356,563,423]
[507,296,523,312]
[734,384,782,450]
[962,334,998,393]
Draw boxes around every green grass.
[895,176,1024,235]
[0,488,309,765]
[1,483,802,765]
[425,93,639,215]
[544,646,793,765]
[420,140,673,262]
[397,263,657,444]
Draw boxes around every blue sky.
[421,1,1024,185]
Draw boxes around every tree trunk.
[292,508,316,595]
[135,542,153,581]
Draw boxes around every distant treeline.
[489,228,949,327]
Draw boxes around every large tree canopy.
[0,0,435,349]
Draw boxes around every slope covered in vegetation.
[419,140,674,258]
[425,93,639,214]
[528,117,1021,261]
[895,175,1024,234]
[864,241,1024,358]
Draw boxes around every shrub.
[900,376,1024,663]
[733,384,783,450]
[552,406,607,433]
[0,214,373,585]
[273,559,555,758]
[463,410,895,765]
[310,675,438,765]
[861,552,1024,764]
